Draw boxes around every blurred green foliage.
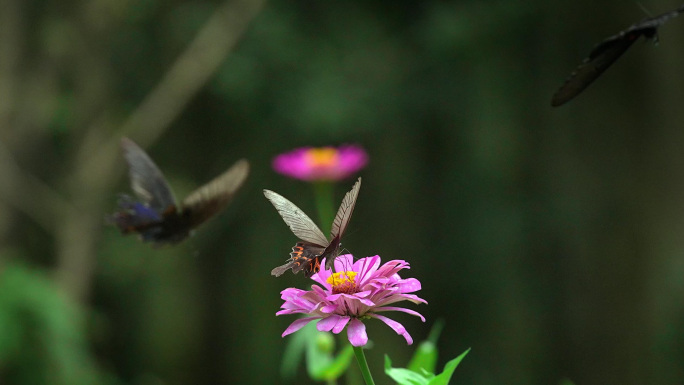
[385,348,470,385]
[0,261,117,385]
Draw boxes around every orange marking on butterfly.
[310,258,321,274]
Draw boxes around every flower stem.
[352,346,375,385]
[313,181,335,234]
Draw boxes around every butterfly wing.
[271,242,326,277]
[551,6,684,107]
[330,177,361,241]
[324,177,362,270]
[265,188,332,277]
[180,159,250,229]
[263,189,329,247]
[120,137,176,211]
[113,138,179,243]
[551,32,639,107]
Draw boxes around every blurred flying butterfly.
[265,177,361,277]
[110,137,249,244]
[551,4,684,107]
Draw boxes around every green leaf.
[304,326,334,379]
[426,319,445,345]
[280,322,354,382]
[407,320,444,374]
[306,330,354,381]
[428,348,470,385]
[407,340,438,374]
[314,344,354,381]
[280,322,316,378]
[385,355,431,385]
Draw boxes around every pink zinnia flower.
[272,145,368,181]
[276,255,426,347]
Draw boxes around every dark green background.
[2,0,684,384]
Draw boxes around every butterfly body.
[111,138,249,244]
[282,242,325,277]
[551,5,684,107]
[265,178,361,277]
[112,200,193,243]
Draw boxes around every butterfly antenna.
[635,2,652,17]
[337,247,357,272]
[339,245,352,258]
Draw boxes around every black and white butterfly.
[265,177,361,277]
[110,137,249,244]
[551,4,684,107]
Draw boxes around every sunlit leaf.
[385,355,431,385]
[429,348,470,385]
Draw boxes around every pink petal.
[337,145,368,173]
[325,293,343,301]
[354,256,381,283]
[374,306,426,322]
[326,292,373,306]
[317,315,343,332]
[397,278,421,293]
[276,308,311,316]
[283,296,317,312]
[374,260,408,278]
[320,304,338,313]
[333,316,350,333]
[280,287,305,298]
[400,294,428,304]
[371,314,413,345]
[272,145,367,181]
[310,285,329,298]
[346,319,368,346]
[350,290,373,299]
[312,269,333,288]
[375,293,427,307]
[282,317,320,337]
[355,298,376,307]
[333,254,354,269]
[345,298,365,316]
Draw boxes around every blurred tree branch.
[0,142,73,232]
[0,0,23,245]
[55,0,266,302]
[0,0,21,125]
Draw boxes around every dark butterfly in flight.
[110,137,250,244]
[551,4,684,107]
[265,177,361,277]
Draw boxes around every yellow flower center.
[327,271,357,294]
[305,148,339,168]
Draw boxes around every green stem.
[353,346,375,385]
[313,181,335,234]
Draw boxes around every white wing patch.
[263,189,328,247]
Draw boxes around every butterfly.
[110,137,249,244]
[551,4,684,107]
[264,177,361,277]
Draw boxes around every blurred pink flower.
[272,145,368,181]
[276,255,426,347]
